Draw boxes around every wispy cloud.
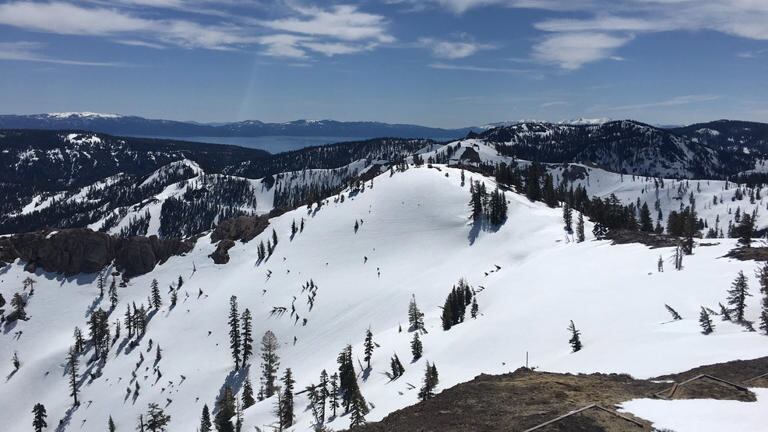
[532,32,632,70]
[429,62,529,73]
[0,41,126,66]
[541,100,568,107]
[599,95,720,112]
[418,36,494,59]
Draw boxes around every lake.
[155,136,362,154]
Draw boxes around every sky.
[0,0,766,128]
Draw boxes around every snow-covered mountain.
[0,113,474,139]
[2,163,768,432]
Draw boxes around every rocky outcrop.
[209,239,235,264]
[210,215,269,243]
[0,229,194,277]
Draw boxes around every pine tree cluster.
[441,279,474,331]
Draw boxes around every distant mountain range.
[0,112,475,139]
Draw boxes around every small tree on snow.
[567,320,582,352]
[699,307,715,335]
[727,271,751,322]
[32,403,47,432]
[664,304,682,321]
[411,333,423,361]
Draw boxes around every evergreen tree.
[66,347,79,406]
[150,279,161,309]
[759,291,768,336]
[177,275,184,289]
[349,396,367,429]
[363,329,374,370]
[170,290,177,308]
[279,369,295,428]
[525,164,542,202]
[260,330,280,398]
[407,295,425,333]
[664,304,682,321]
[470,297,479,319]
[228,296,241,370]
[563,202,573,234]
[199,405,212,432]
[727,271,751,322]
[719,303,732,321]
[145,403,171,432]
[10,292,27,320]
[542,174,557,207]
[108,415,116,432]
[241,309,253,366]
[389,354,405,379]
[97,272,105,297]
[73,326,85,354]
[32,403,47,432]
[418,362,439,401]
[411,333,423,361]
[639,202,653,232]
[89,308,111,359]
[329,373,339,418]
[699,307,715,334]
[737,213,755,247]
[109,279,119,310]
[576,213,585,242]
[12,351,20,370]
[242,375,256,409]
[757,262,768,295]
[214,386,235,432]
[567,320,582,352]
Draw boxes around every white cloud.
[0,41,126,66]
[429,62,528,73]
[532,32,631,70]
[419,37,493,59]
[260,5,394,43]
[600,95,721,111]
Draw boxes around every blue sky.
[0,0,766,128]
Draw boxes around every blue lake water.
[160,136,361,154]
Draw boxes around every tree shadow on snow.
[213,366,250,413]
[54,403,79,432]
[467,219,503,246]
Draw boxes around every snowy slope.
[2,165,768,432]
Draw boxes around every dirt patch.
[606,230,681,249]
[350,357,768,432]
[654,375,754,402]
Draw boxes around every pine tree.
[349,396,367,429]
[109,279,119,310]
[411,333,423,361]
[214,387,235,432]
[390,354,405,379]
[12,351,20,370]
[418,362,439,401]
[67,347,79,406]
[664,304,682,321]
[567,320,582,352]
[10,292,27,320]
[470,297,479,319]
[279,368,295,428]
[242,375,255,409]
[563,202,573,234]
[737,213,754,247]
[329,372,339,418]
[727,271,751,322]
[719,303,732,321]
[177,275,184,289]
[97,272,105,297]
[757,262,768,295]
[150,279,161,309]
[639,202,653,232]
[32,403,47,432]
[241,309,253,366]
[145,403,171,432]
[108,415,116,432]
[260,330,280,398]
[407,295,425,333]
[576,213,585,242]
[170,290,177,308]
[228,296,241,370]
[199,404,212,432]
[73,326,85,354]
[363,328,374,370]
[272,229,278,246]
[699,307,715,334]
[759,292,768,336]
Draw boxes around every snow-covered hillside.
[2,165,768,431]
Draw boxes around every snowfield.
[2,165,768,431]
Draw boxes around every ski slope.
[1,165,768,432]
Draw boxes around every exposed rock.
[210,215,269,243]
[0,229,193,277]
[209,239,235,264]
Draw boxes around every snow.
[48,112,122,119]
[620,389,768,432]
[2,165,768,432]
[65,133,103,146]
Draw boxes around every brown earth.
[349,357,768,432]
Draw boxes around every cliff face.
[0,229,193,277]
